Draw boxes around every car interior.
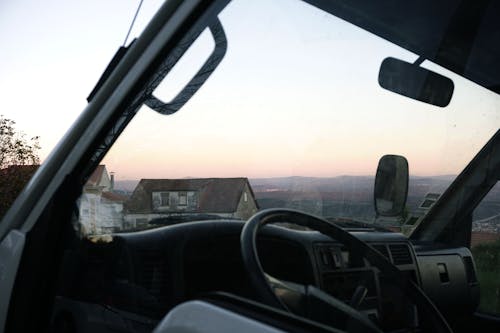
[2,0,500,332]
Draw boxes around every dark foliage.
[0,115,40,219]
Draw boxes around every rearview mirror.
[378,57,454,107]
[374,155,409,217]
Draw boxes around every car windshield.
[72,0,500,238]
[6,1,500,331]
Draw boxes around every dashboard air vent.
[389,244,413,265]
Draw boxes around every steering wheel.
[240,209,453,333]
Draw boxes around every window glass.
[0,1,166,224]
[73,0,500,237]
[160,192,170,207]
[178,192,187,206]
[472,182,500,313]
[56,0,500,330]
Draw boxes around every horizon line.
[112,174,458,181]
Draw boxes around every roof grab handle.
[144,18,227,115]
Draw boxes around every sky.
[0,0,164,158]
[2,0,500,180]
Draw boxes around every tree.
[0,115,41,219]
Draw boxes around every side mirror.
[374,155,409,217]
[378,57,454,107]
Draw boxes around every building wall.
[78,193,99,235]
[78,193,124,234]
[234,184,259,220]
[98,201,124,233]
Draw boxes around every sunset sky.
[0,0,163,157]
[2,0,500,181]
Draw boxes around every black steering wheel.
[240,208,453,333]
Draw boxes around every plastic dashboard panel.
[153,300,287,333]
[91,222,415,309]
[54,220,481,331]
[414,246,480,315]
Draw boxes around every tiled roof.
[101,191,127,202]
[471,232,500,248]
[125,178,255,213]
[0,165,40,217]
[0,164,39,176]
[87,165,106,187]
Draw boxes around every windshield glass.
[6,0,500,331]
[0,0,165,223]
[74,0,500,237]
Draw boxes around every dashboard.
[55,220,480,331]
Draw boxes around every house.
[124,178,259,227]
[78,165,128,235]
[84,165,113,193]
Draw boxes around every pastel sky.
[2,0,500,180]
[0,0,163,158]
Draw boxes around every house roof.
[0,165,40,217]
[471,232,500,248]
[125,178,256,214]
[0,164,39,176]
[86,165,106,187]
[101,191,127,202]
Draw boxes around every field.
[472,240,500,313]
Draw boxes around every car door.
[0,1,226,331]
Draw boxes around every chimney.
[110,172,115,191]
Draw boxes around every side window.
[178,192,187,206]
[187,192,198,209]
[160,192,171,207]
[152,191,171,210]
[471,182,500,314]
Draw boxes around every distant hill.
[114,175,500,223]
[250,175,454,198]
[115,175,499,228]
[250,175,456,222]
[116,175,456,199]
